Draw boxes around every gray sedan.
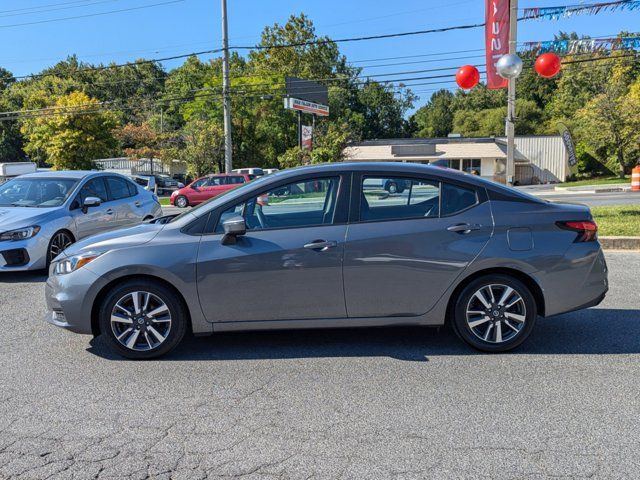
[0,171,161,271]
[45,163,608,358]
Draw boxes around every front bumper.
[45,266,107,335]
[0,235,49,272]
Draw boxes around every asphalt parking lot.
[0,252,639,479]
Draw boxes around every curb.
[599,236,640,251]
[554,184,632,194]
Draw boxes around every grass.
[159,197,171,206]
[562,176,630,187]
[591,205,640,237]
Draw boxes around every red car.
[170,173,254,208]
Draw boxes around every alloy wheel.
[176,196,188,208]
[465,284,526,344]
[49,232,73,261]
[110,291,172,351]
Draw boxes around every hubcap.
[465,284,526,344]
[177,197,187,207]
[49,232,72,260]
[110,291,172,351]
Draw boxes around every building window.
[463,159,481,175]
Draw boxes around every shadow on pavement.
[87,307,640,362]
[0,271,47,283]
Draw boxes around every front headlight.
[0,226,41,241]
[54,251,104,275]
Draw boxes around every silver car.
[45,163,608,358]
[0,171,161,271]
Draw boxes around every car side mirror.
[221,216,246,245]
[82,196,101,214]
[190,184,198,190]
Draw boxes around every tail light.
[556,220,598,242]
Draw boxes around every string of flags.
[522,0,640,21]
[522,36,640,54]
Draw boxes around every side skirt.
[212,315,444,333]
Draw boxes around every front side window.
[216,177,340,232]
[361,176,440,221]
[106,177,132,200]
[0,178,78,208]
[79,178,109,203]
[191,178,209,188]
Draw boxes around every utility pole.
[505,0,518,186]
[221,0,233,173]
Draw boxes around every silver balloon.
[496,54,523,79]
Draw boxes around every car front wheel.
[452,274,537,352]
[98,280,187,359]
[174,195,188,208]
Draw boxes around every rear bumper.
[535,243,608,317]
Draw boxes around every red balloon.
[535,53,561,78]
[456,65,480,90]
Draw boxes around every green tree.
[179,118,224,177]
[21,91,119,170]
[412,89,455,137]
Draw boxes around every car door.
[105,176,141,227]
[343,173,493,318]
[196,173,349,323]
[188,178,210,204]
[71,177,117,239]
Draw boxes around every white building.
[343,135,570,184]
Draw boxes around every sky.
[1,0,639,105]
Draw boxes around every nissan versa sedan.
[0,171,161,271]
[45,163,608,359]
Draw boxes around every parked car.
[170,173,254,208]
[152,174,180,195]
[0,162,37,184]
[0,171,161,271]
[263,168,280,175]
[45,162,608,359]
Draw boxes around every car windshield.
[0,177,78,208]
[168,174,269,223]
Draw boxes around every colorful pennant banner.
[523,0,640,20]
[522,36,640,54]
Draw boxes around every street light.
[497,52,523,186]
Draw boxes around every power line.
[0,0,120,19]
[0,0,185,29]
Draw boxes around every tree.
[412,89,455,137]
[575,63,640,177]
[179,119,224,177]
[21,91,119,170]
[452,99,543,137]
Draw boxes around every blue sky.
[1,0,638,104]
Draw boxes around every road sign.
[284,97,329,117]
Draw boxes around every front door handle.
[106,208,114,215]
[135,201,142,207]
[447,223,481,234]
[304,240,338,251]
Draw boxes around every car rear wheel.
[174,195,189,208]
[452,274,537,352]
[46,230,74,269]
[98,280,187,359]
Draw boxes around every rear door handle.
[447,223,481,234]
[304,240,338,251]
[106,208,114,215]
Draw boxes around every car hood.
[0,206,60,231]
[62,223,165,257]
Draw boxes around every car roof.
[206,173,248,177]
[18,170,134,181]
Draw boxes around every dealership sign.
[485,0,509,89]
[301,125,313,150]
[284,97,329,117]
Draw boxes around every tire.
[174,195,189,208]
[46,230,74,269]
[98,280,188,359]
[451,274,537,352]
[386,182,398,194]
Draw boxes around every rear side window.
[127,181,138,196]
[441,183,477,216]
[106,177,132,200]
[227,176,246,184]
[361,177,440,221]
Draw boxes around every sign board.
[301,125,313,150]
[284,97,329,117]
[560,126,578,167]
[485,0,509,89]
[285,76,328,105]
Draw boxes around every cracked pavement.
[0,252,639,479]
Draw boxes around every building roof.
[344,136,541,162]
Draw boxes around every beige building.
[343,135,570,184]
